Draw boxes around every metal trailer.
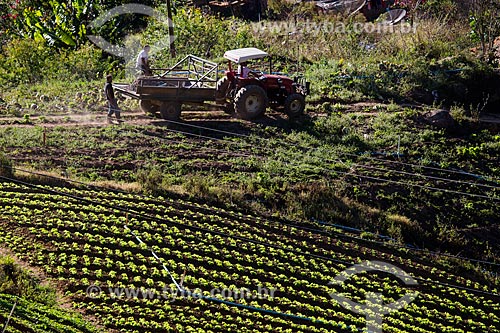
[114,54,219,120]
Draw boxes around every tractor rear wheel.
[233,85,268,120]
[284,93,305,118]
[215,77,230,102]
[139,100,159,115]
[159,102,182,120]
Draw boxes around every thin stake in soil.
[1,299,17,333]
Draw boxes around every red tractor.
[216,48,310,120]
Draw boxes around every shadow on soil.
[150,112,316,138]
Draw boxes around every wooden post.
[43,127,46,146]
[166,0,176,57]
[397,135,401,158]
[180,269,187,287]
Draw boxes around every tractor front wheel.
[159,102,182,120]
[233,85,268,120]
[284,93,305,118]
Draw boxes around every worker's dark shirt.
[104,82,115,101]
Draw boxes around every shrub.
[56,43,112,81]
[266,0,317,20]
[0,255,56,306]
[418,0,459,18]
[0,38,54,86]
[0,153,13,178]
[136,166,164,194]
[0,38,110,87]
[1,0,161,48]
[469,0,500,62]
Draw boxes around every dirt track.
[0,109,237,128]
[1,103,498,129]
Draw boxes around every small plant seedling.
[23,114,31,124]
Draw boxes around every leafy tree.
[0,0,162,48]
[1,0,95,47]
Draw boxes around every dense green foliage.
[0,0,163,47]
[146,7,261,65]
[0,39,113,88]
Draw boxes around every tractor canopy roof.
[223,48,269,64]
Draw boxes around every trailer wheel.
[222,103,234,115]
[233,85,268,120]
[284,93,305,118]
[215,77,230,102]
[159,102,181,120]
[139,100,159,115]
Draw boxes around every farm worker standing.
[104,74,121,121]
[238,62,251,78]
[136,45,152,76]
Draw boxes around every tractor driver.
[136,45,152,76]
[238,62,252,79]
